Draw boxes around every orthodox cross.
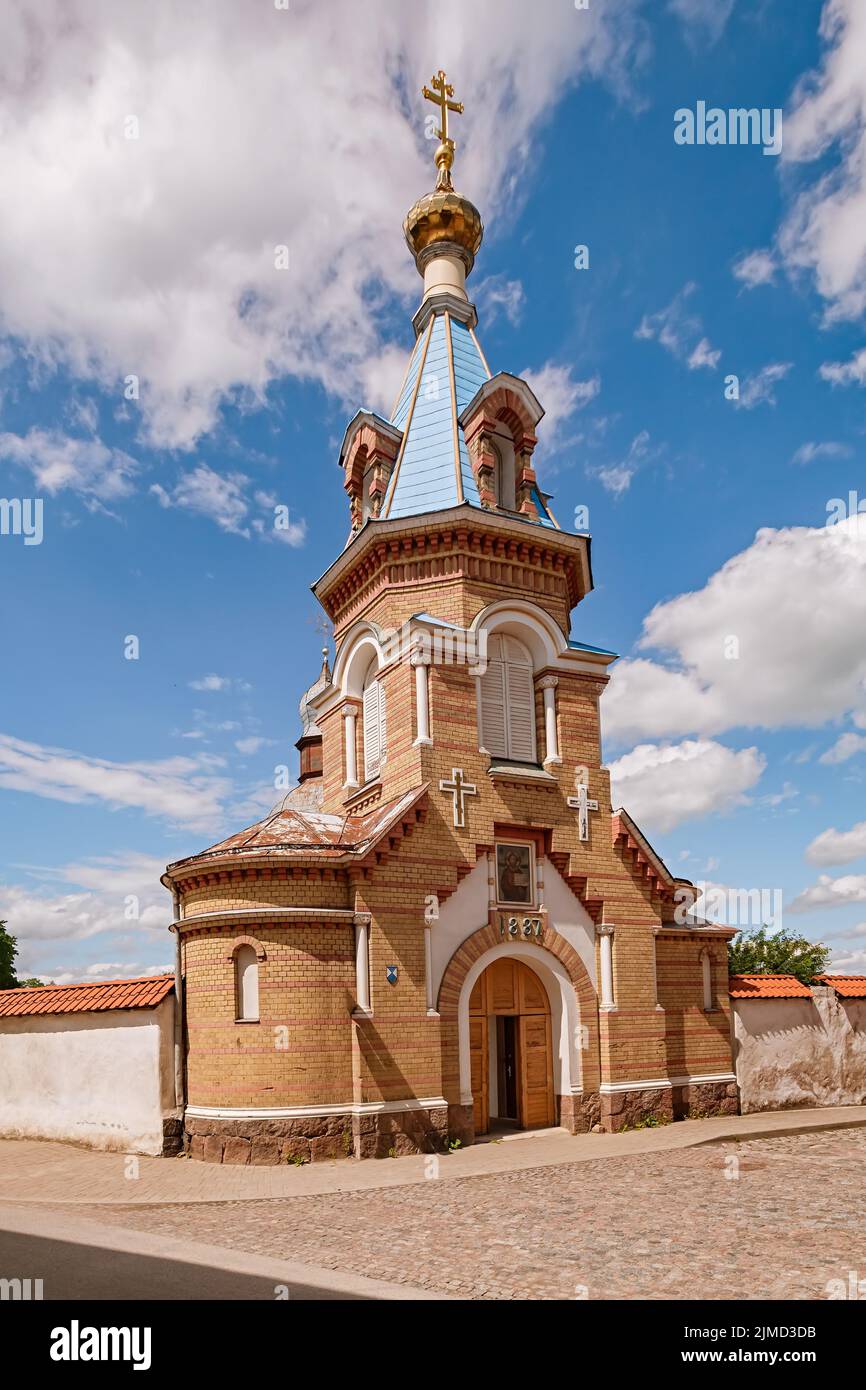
[440,767,477,829]
[422,69,464,145]
[567,781,599,843]
[422,69,464,190]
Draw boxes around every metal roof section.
[163,785,429,874]
[382,313,561,528]
[384,312,484,519]
[568,637,619,658]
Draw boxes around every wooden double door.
[469,958,555,1134]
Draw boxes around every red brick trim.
[225,935,267,962]
[437,921,595,1020]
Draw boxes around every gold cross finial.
[422,69,464,190]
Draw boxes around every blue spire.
[383,312,486,518]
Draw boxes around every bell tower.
[311,71,610,818]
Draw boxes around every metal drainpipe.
[169,886,185,1114]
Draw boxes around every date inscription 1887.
[498,913,543,940]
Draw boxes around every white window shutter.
[378,680,387,758]
[504,658,536,761]
[479,637,508,756]
[363,679,381,780]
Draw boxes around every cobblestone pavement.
[57,1129,866,1300]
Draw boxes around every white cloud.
[635,283,720,371]
[732,248,778,289]
[0,0,647,449]
[806,819,866,866]
[1,852,172,980]
[607,738,765,833]
[791,440,851,465]
[476,275,525,327]
[779,0,866,323]
[188,674,233,692]
[0,733,229,831]
[590,429,655,495]
[151,464,306,543]
[521,363,600,455]
[602,514,866,743]
[762,780,798,808]
[668,0,736,46]
[820,731,866,764]
[234,736,273,756]
[828,946,866,971]
[789,872,866,913]
[819,346,866,386]
[733,362,792,409]
[687,337,721,371]
[0,428,138,504]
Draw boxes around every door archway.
[469,958,555,1135]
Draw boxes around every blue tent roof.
[382,311,557,528]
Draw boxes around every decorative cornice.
[412,290,478,337]
[312,506,592,635]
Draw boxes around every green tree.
[0,920,18,989]
[728,926,831,985]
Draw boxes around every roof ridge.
[0,972,174,996]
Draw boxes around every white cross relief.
[567,781,599,842]
[440,767,477,829]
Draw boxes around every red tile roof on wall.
[816,975,866,998]
[728,974,812,999]
[0,974,174,1018]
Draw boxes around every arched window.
[478,633,536,762]
[493,437,517,511]
[701,950,714,1012]
[235,944,260,1021]
[362,660,387,782]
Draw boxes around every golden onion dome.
[403,179,484,277]
[405,71,484,277]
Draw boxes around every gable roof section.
[0,974,174,1018]
[612,807,677,894]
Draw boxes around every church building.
[163,73,738,1164]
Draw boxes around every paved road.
[2,1106,864,1206]
[0,1205,437,1301]
[0,1228,359,1300]
[46,1128,866,1300]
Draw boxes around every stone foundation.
[185,1104,454,1164]
[558,1091,600,1133]
[162,1115,184,1157]
[672,1079,739,1121]
[353,1104,450,1159]
[601,1080,739,1132]
[447,1102,475,1149]
[601,1086,674,1132]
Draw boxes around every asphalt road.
[0,1227,365,1301]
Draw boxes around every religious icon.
[495,843,533,906]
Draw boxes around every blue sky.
[2,0,866,983]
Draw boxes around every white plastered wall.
[733,990,866,1112]
[0,997,176,1156]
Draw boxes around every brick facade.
[163,167,738,1163]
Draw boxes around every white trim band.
[173,906,357,929]
[186,1096,449,1121]
[598,1072,737,1095]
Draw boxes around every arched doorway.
[469,958,555,1135]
